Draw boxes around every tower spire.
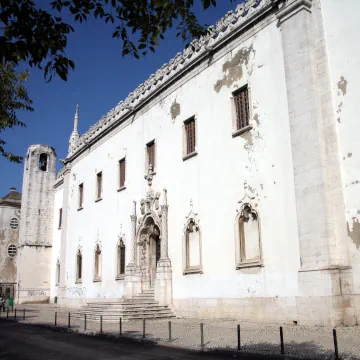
[68,104,80,154]
[74,104,79,132]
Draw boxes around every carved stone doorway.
[138,216,161,290]
[149,234,161,288]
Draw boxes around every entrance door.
[150,236,161,287]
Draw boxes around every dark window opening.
[185,117,196,155]
[96,172,102,199]
[39,153,48,171]
[79,183,84,208]
[58,208,62,228]
[76,251,82,281]
[234,86,249,130]
[146,141,155,171]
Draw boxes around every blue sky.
[0,1,238,196]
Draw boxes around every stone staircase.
[72,289,175,322]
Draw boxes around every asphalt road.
[0,320,286,360]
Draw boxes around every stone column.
[277,0,354,325]
[155,189,172,306]
[124,201,141,298]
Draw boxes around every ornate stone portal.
[124,166,172,306]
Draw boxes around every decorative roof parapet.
[67,0,272,159]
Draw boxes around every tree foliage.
[0,0,233,162]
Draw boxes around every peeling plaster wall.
[57,17,300,317]
[321,0,360,316]
[322,0,360,290]
[0,205,20,284]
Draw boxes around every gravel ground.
[3,305,360,360]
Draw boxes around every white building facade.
[17,0,360,326]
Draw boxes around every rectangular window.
[96,172,102,200]
[78,183,84,209]
[119,158,126,189]
[146,140,155,171]
[58,208,62,228]
[185,117,196,155]
[234,86,249,130]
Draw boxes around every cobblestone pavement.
[2,305,360,360]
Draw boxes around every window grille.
[10,218,19,230]
[185,118,196,155]
[119,159,126,188]
[234,86,249,130]
[8,244,17,257]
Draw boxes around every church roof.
[0,187,22,207]
[66,0,272,160]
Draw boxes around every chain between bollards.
[200,323,204,349]
[237,324,241,351]
[168,321,172,342]
[142,319,146,339]
[119,317,122,335]
[333,329,339,360]
[280,326,284,355]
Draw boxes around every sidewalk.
[3,305,360,360]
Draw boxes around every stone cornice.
[276,0,312,22]
[66,0,273,162]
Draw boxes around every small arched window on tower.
[56,259,60,286]
[235,203,262,268]
[39,153,48,171]
[76,249,82,283]
[116,239,126,279]
[94,245,102,281]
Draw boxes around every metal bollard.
[23,309,25,321]
[333,329,339,360]
[280,326,284,355]
[119,317,122,335]
[100,315,103,334]
[168,321,172,342]
[6,307,9,319]
[143,318,146,338]
[14,308,17,320]
[11,304,14,313]
[237,324,241,351]
[68,312,71,328]
[200,323,204,349]
[84,314,87,331]
[55,312,57,326]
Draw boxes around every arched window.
[116,239,126,279]
[39,153,48,171]
[10,218,19,230]
[76,250,82,282]
[235,203,262,268]
[56,259,60,286]
[94,245,102,281]
[183,218,202,275]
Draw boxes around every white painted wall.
[321,0,360,292]
[53,17,301,307]
[50,187,63,300]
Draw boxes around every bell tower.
[17,144,56,303]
